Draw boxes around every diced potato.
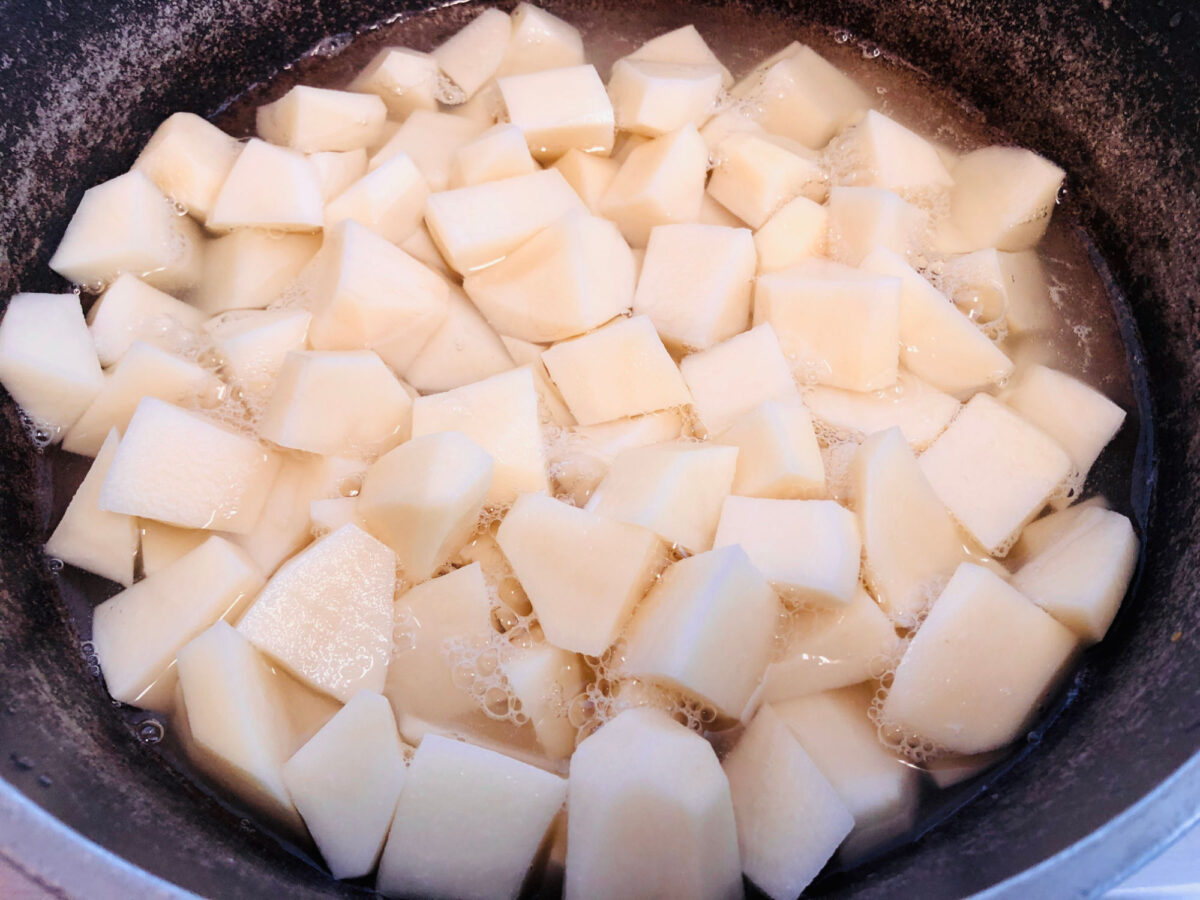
[715,398,824,499]
[463,210,634,343]
[1011,506,1138,643]
[611,132,650,163]
[203,308,312,397]
[311,496,359,533]
[699,106,763,155]
[918,393,1072,555]
[939,248,1014,326]
[309,148,369,201]
[432,7,512,100]
[93,536,262,707]
[367,112,484,195]
[679,323,798,437]
[754,260,901,391]
[176,621,302,830]
[191,229,321,315]
[133,112,242,220]
[86,274,205,367]
[549,409,684,505]
[625,24,733,87]
[349,47,440,119]
[0,293,104,436]
[695,193,743,228]
[1004,365,1126,480]
[62,341,222,457]
[714,496,861,606]
[238,523,395,701]
[45,430,137,584]
[860,247,1014,397]
[633,224,756,352]
[139,520,209,576]
[400,224,453,278]
[259,350,413,457]
[500,338,575,427]
[498,4,585,76]
[773,684,920,856]
[949,146,1065,251]
[924,749,1006,789]
[552,149,620,214]
[450,83,504,127]
[400,287,515,393]
[995,250,1054,335]
[207,138,324,232]
[600,124,708,247]
[1009,497,1109,563]
[359,431,493,582]
[565,708,741,900]
[377,733,566,900]
[624,545,779,717]
[502,641,586,760]
[587,442,736,553]
[425,168,584,272]
[282,691,408,880]
[496,493,663,655]
[753,195,828,273]
[49,170,203,292]
[832,110,952,200]
[849,428,967,623]
[608,59,723,137]
[499,64,615,162]
[257,86,387,153]
[762,587,900,702]
[325,152,430,245]
[449,123,538,188]
[826,185,924,265]
[542,315,690,425]
[707,132,826,229]
[723,706,854,900]
[411,367,548,505]
[804,370,960,450]
[881,562,1078,753]
[99,398,280,534]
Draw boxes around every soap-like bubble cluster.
[443,632,529,726]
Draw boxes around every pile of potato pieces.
[0,4,1142,898]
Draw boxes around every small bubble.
[37,774,52,788]
[136,719,165,744]
[238,818,255,833]
[47,557,64,573]
[835,30,851,43]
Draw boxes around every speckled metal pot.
[0,1,1197,898]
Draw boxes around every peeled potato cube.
[500,338,575,427]
[1011,507,1138,643]
[882,562,1077,754]
[99,398,280,533]
[238,523,395,702]
[707,132,826,229]
[1004,365,1126,480]
[176,621,302,830]
[773,684,920,855]
[624,545,779,717]
[282,691,408,880]
[49,170,202,292]
[498,3,585,76]
[679,323,797,437]
[699,106,763,156]
[754,194,828,273]
[308,148,368,201]
[715,398,825,499]
[139,520,209,576]
[449,123,538,188]
[377,733,566,900]
[625,24,733,86]
[608,59,723,137]
[359,431,493,582]
[349,47,440,119]
[499,64,614,162]
[566,708,741,900]
[754,260,901,391]
[203,308,312,398]
[995,250,1055,334]
[133,112,242,220]
[432,7,512,100]
[425,168,584,273]
[496,493,663,656]
[804,370,960,451]
[411,367,547,505]
[826,185,925,265]
[0,292,103,436]
[600,124,708,247]
[587,442,737,553]
[548,409,684,506]
[714,496,861,606]
[325,152,430,245]
[62,341,222,457]
[832,110,953,200]
[86,274,205,367]
[1009,497,1110,563]
[849,428,967,624]
[259,350,413,457]
[191,229,321,315]
[45,430,137,585]
[723,706,854,900]
[860,247,1014,397]
[400,223,454,278]
[369,110,487,192]
[542,315,690,426]
[257,86,386,153]
[633,224,756,353]
[311,496,358,534]
[463,210,634,343]
[950,146,1065,251]
[919,393,1072,555]
[400,288,515,393]
[208,138,324,231]
[502,641,585,760]
[762,587,900,702]
[93,536,263,707]
[552,149,619,214]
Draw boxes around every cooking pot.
[0,0,1197,897]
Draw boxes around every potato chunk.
[207,139,324,232]
[86,274,204,367]
[309,148,368,201]
[803,370,960,451]
[715,398,825,499]
[501,641,585,760]
[498,3,586,76]
[256,86,387,153]
[324,152,430,245]
[496,493,663,655]
[238,523,396,702]
[881,562,1077,754]
[203,308,312,397]
[349,47,440,119]
[499,64,614,161]
[826,185,924,265]
[400,288,515,393]
[377,733,566,900]
[832,110,953,200]
[949,146,1065,251]
[370,110,487,192]
[432,7,512,100]
[608,59,723,137]
[625,24,733,86]
[707,132,826,229]
[191,229,320,315]
[548,409,684,506]
[753,195,828,273]
[133,112,242,221]
[565,708,741,900]
[552,148,620,213]
[449,123,538,188]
